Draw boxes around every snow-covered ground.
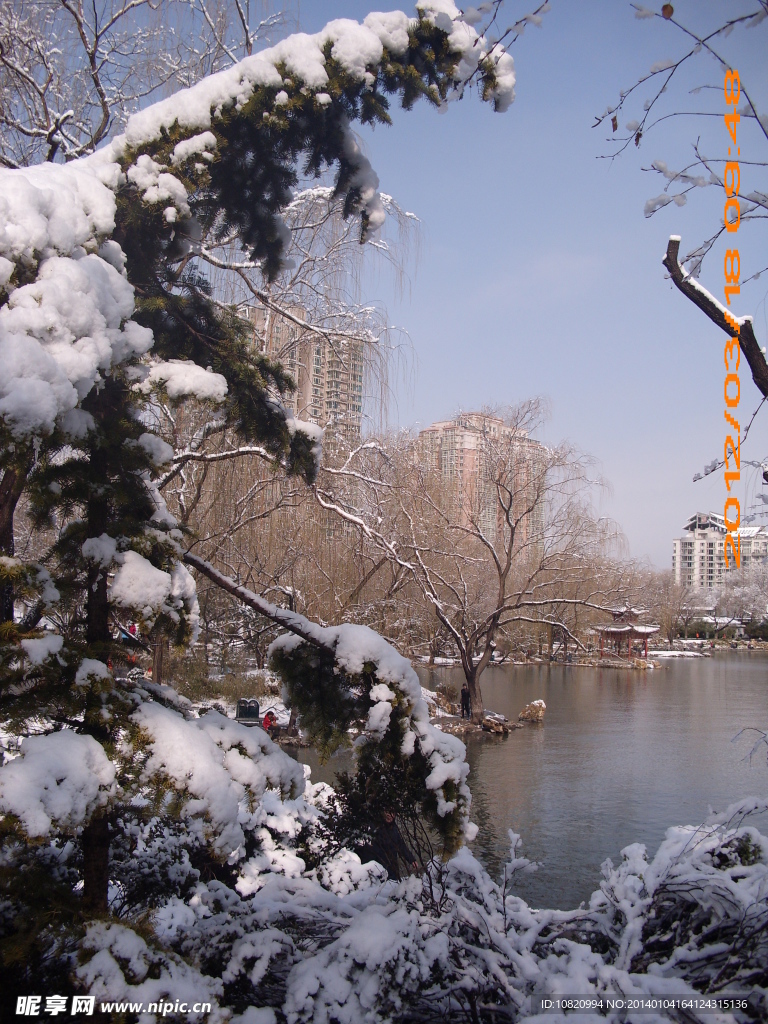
[654,650,709,659]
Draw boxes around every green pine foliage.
[271,639,465,857]
[269,642,371,759]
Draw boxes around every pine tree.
[0,4,515,1012]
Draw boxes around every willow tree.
[313,403,628,723]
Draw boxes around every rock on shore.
[518,699,546,722]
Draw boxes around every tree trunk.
[288,704,299,736]
[467,669,484,725]
[81,640,113,900]
[80,436,113,912]
[0,462,31,623]
[81,813,110,914]
[86,564,110,645]
[85,488,111,645]
[152,637,166,685]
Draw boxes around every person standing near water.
[460,682,471,719]
[365,808,419,880]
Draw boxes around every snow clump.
[20,632,64,666]
[110,551,199,632]
[75,659,112,686]
[0,730,117,836]
[81,533,119,566]
[77,922,225,1022]
[137,360,229,402]
[132,705,305,858]
[0,251,153,438]
[286,413,324,473]
[137,432,175,466]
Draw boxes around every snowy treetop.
[86,2,513,162]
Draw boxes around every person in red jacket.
[262,709,277,736]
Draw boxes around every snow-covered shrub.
[591,799,768,996]
[270,626,473,857]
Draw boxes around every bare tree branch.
[663,236,768,398]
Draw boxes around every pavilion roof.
[594,624,660,636]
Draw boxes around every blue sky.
[295,1,767,566]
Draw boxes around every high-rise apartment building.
[418,412,547,545]
[671,511,768,588]
[244,305,365,446]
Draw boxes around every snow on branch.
[133,703,305,857]
[136,360,229,403]
[0,730,116,836]
[1,4,517,450]
[663,236,768,398]
[184,551,474,833]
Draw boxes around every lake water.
[294,654,768,911]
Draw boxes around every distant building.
[672,511,768,588]
[243,305,365,446]
[418,412,547,546]
[736,525,768,572]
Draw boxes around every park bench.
[235,698,261,726]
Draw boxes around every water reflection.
[287,743,354,790]
[418,656,768,909]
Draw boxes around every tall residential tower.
[672,512,768,588]
[245,305,365,446]
[418,412,547,546]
